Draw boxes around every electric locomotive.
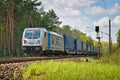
[22,28,64,55]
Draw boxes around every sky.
[39,0,120,43]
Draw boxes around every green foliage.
[71,29,81,39]
[93,41,98,46]
[0,26,5,31]
[99,48,120,65]
[100,41,118,54]
[100,42,109,53]
[86,36,93,45]
[47,9,62,27]
[61,25,72,35]
[17,60,120,80]
[39,9,62,30]
[117,29,120,47]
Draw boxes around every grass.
[15,59,120,80]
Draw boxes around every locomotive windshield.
[25,30,40,39]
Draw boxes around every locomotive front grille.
[22,46,42,52]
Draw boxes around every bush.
[99,48,120,65]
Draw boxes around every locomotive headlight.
[36,40,40,44]
[24,40,27,44]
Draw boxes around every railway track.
[0,56,80,64]
[0,55,98,64]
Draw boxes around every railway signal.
[95,26,101,54]
[95,26,99,32]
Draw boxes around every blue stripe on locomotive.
[48,31,51,50]
[63,34,76,51]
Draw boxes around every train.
[22,28,99,56]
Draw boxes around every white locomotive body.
[22,28,64,55]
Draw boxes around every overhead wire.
[103,0,111,18]
[46,0,83,29]
[87,26,109,36]
[45,0,114,41]
[103,0,113,44]
[47,0,99,40]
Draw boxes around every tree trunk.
[29,11,33,27]
[5,0,15,57]
[5,8,10,56]
[11,0,15,56]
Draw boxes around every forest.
[0,0,120,57]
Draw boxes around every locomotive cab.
[22,28,47,54]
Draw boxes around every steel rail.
[0,54,99,64]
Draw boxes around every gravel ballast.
[0,62,32,80]
[0,57,87,80]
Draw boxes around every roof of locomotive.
[24,28,46,30]
[24,28,63,38]
[50,31,63,38]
